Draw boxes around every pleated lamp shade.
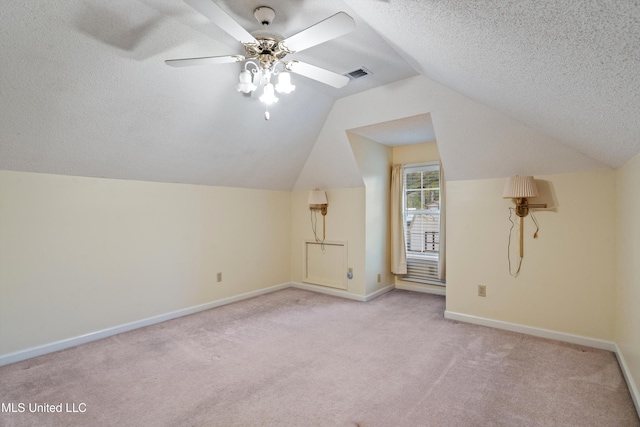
[503,176,538,199]
[308,189,328,205]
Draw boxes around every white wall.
[0,171,291,355]
[445,170,616,340]
[616,152,640,396]
[348,132,394,294]
[293,75,604,191]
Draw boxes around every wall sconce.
[308,188,328,215]
[308,188,328,242]
[503,176,547,259]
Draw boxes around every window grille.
[402,162,444,284]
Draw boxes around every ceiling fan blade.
[287,61,350,88]
[165,54,245,67]
[282,12,355,53]
[184,0,257,44]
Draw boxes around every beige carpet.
[1,288,638,426]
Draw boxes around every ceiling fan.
[166,0,356,119]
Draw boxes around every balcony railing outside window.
[403,163,443,284]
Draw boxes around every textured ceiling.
[1,1,639,190]
[0,0,416,190]
[345,0,640,168]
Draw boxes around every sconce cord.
[310,208,325,251]
[530,211,540,239]
[507,208,542,277]
[507,207,523,277]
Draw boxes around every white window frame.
[403,162,445,285]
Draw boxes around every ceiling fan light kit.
[167,0,356,120]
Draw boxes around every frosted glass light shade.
[275,72,295,94]
[503,175,538,199]
[308,189,327,205]
[259,83,279,105]
[236,70,257,93]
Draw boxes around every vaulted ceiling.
[1,1,639,190]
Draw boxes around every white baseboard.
[5,284,637,419]
[0,283,290,367]
[1,282,394,366]
[364,284,396,301]
[289,282,395,302]
[289,282,367,301]
[445,311,639,418]
[444,311,616,351]
[395,282,446,296]
[614,343,640,416]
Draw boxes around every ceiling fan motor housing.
[254,7,275,26]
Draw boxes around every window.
[403,162,444,284]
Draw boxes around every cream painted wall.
[1,74,632,365]
[348,132,394,294]
[392,141,440,166]
[290,187,366,296]
[0,171,291,355]
[616,152,640,393]
[446,170,616,340]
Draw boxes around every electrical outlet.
[478,285,486,297]
[216,272,222,283]
[377,274,381,283]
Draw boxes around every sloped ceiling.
[345,0,640,168]
[0,0,416,190]
[1,1,639,190]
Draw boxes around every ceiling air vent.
[346,67,371,79]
